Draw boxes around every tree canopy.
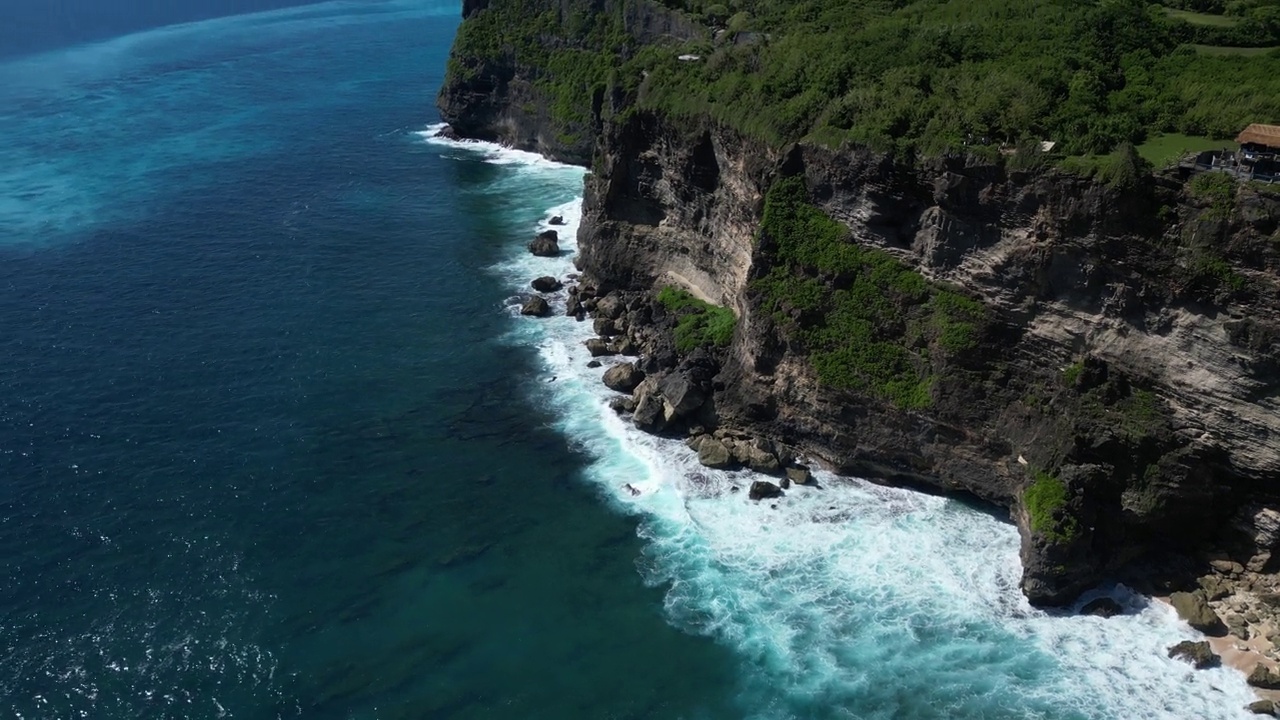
[450,0,1280,156]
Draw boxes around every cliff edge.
[438,0,1280,657]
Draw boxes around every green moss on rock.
[1025,471,1080,543]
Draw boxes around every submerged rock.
[1170,590,1226,634]
[586,360,602,368]
[1167,640,1219,669]
[1081,597,1123,618]
[602,363,645,393]
[549,215,565,226]
[531,276,562,292]
[748,481,784,501]
[520,296,550,317]
[528,230,559,257]
[609,396,637,415]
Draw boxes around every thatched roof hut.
[1236,124,1280,149]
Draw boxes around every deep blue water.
[0,4,737,717]
[0,0,323,60]
[0,2,1262,719]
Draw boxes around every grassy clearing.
[1165,8,1241,27]
[1193,44,1279,56]
[1136,133,1237,167]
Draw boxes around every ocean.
[0,1,1260,718]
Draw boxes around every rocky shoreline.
[509,216,1280,712]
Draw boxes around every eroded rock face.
[437,0,702,165]
[573,111,1280,606]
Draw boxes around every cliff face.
[439,2,1280,606]
[580,110,1280,602]
[437,0,702,165]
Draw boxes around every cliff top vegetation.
[449,0,1280,157]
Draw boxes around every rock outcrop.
[749,481,784,501]
[532,276,562,292]
[520,296,550,317]
[1167,640,1219,669]
[1249,665,1280,689]
[1246,699,1276,715]
[528,230,560,257]
[1171,590,1227,634]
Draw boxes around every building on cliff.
[1236,123,1280,180]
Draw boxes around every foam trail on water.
[431,129,1259,720]
[418,124,580,171]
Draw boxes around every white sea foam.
[417,123,581,171]
[444,131,1260,719]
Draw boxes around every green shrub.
[1188,171,1237,206]
[1025,471,1080,542]
[753,177,990,409]
[1190,251,1247,290]
[1058,144,1151,189]
[1062,361,1085,386]
[451,0,1280,157]
[658,287,736,352]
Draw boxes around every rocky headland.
[441,0,1280,705]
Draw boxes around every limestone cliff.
[577,109,1280,605]
[437,0,702,165]
[439,1,1280,609]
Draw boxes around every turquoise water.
[0,2,1259,718]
